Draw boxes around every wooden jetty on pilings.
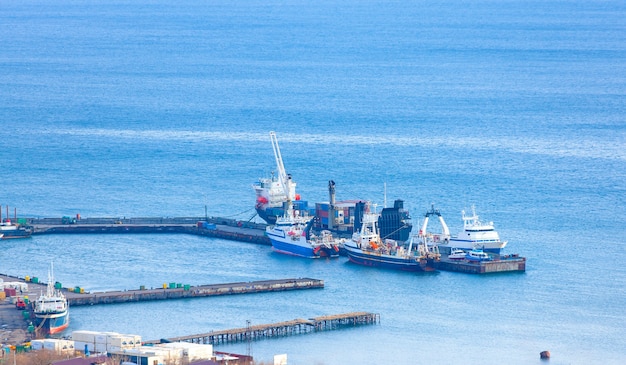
[144,312,380,346]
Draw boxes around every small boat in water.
[439,206,507,254]
[33,263,69,335]
[465,248,492,262]
[343,203,440,272]
[448,248,466,260]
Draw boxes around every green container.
[183,285,190,291]
[32,277,39,284]
[55,282,62,289]
[140,285,146,290]
[176,283,182,288]
[169,282,176,289]
[75,286,81,293]
[22,311,30,319]
[24,298,29,304]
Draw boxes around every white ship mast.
[269,131,298,218]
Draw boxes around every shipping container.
[71,330,100,343]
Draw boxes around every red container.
[4,287,16,297]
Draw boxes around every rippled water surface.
[1,1,625,364]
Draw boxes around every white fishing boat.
[33,263,69,335]
[448,248,466,260]
[440,206,508,254]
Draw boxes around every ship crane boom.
[269,131,296,215]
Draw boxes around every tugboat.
[33,263,69,335]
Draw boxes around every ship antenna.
[47,262,54,296]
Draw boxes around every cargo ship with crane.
[253,132,412,242]
[262,131,344,258]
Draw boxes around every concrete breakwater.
[26,216,271,245]
[64,278,324,306]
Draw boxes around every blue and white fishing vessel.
[266,214,342,258]
[33,263,69,335]
[438,206,508,254]
[343,203,440,271]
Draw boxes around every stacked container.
[71,330,142,353]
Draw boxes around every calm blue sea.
[1,0,626,364]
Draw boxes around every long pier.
[143,312,380,345]
[26,216,271,245]
[65,278,324,306]
[1,276,323,306]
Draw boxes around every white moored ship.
[441,206,508,254]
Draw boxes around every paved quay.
[1,274,41,345]
[65,278,324,306]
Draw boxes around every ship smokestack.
[328,180,336,230]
